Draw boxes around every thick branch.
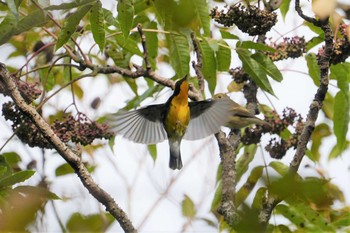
[289,22,332,172]
[258,13,332,228]
[0,63,137,233]
[215,131,240,225]
[295,0,321,26]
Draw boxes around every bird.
[107,76,232,170]
[212,93,269,129]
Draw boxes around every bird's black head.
[173,75,188,96]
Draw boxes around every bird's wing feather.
[107,104,168,144]
[184,98,231,140]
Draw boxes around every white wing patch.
[107,109,167,144]
[184,98,231,140]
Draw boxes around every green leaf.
[236,46,275,96]
[310,123,331,162]
[252,187,267,210]
[216,40,231,71]
[269,161,288,176]
[108,136,115,153]
[236,166,264,207]
[236,144,257,183]
[220,29,239,40]
[182,195,196,219]
[305,53,320,86]
[279,0,291,20]
[0,166,7,179]
[134,0,153,14]
[125,76,138,96]
[168,33,190,78]
[332,212,350,228]
[115,34,142,56]
[45,0,96,10]
[124,84,164,109]
[56,4,93,50]
[333,91,349,152]
[0,13,17,45]
[276,203,334,231]
[117,0,134,38]
[211,181,222,212]
[330,63,350,93]
[199,38,217,93]
[147,144,157,162]
[67,213,115,232]
[14,185,60,200]
[251,52,283,82]
[90,1,105,52]
[55,163,74,177]
[306,35,324,52]
[240,41,276,53]
[2,152,21,168]
[193,0,210,36]
[303,21,324,35]
[13,10,48,36]
[6,0,20,19]
[0,170,35,187]
[329,141,350,160]
[322,92,334,119]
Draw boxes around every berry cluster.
[265,108,304,159]
[321,24,350,64]
[264,36,306,61]
[52,113,113,146]
[229,67,250,84]
[16,79,42,103]
[2,102,51,148]
[2,102,113,149]
[210,4,277,36]
[241,107,304,159]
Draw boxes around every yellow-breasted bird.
[212,93,269,129]
[108,76,232,170]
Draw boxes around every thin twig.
[190,33,205,94]
[137,24,152,74]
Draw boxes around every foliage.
[0,0,349,232]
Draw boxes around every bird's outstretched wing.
[184,98,231,140]
[107,104,168,144]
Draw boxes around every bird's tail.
[169,140,182,170]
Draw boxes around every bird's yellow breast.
[164,81,190,136]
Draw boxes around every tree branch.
[0,63,137,233]
[258,3,332,226]
[215,130,241,225]
[190,32,205,94]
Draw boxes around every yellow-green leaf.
[333,91,349,151]
[236,144,257,182]
[199,38,217,93]
[193,0,210,36]
[56,4,93,50]
[217,40,231,71]
[182,195,196,219]
[168,33,190,78]
[236,46,275,96]
[90,1,105,52]
[147,144,157,162]
[251,52,283,82]
[306,53,320,86]
[236,166,264,207]
[117,0,134,38]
